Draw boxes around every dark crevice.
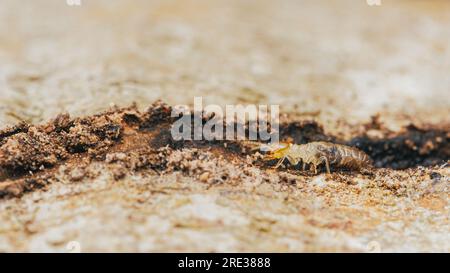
[0,102,448,184]
[348,125,449,169]
[149,117,448,170]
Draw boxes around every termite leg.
[274,156,286,169]
[320,156,331,174]
[287,156,298,166]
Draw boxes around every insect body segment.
[265,141,373,174]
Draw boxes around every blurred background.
[0,0,449,128]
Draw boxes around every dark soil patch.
[349,125,449,169]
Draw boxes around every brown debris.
[0,101,448,200]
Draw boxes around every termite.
[263,141,373,174]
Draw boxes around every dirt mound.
[0,101,448,200]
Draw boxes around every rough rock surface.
[0,0,449,252]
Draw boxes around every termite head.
[260,143,292,161]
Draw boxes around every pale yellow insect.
[264,141,373,174]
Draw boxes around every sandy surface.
[0,0,449,252]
